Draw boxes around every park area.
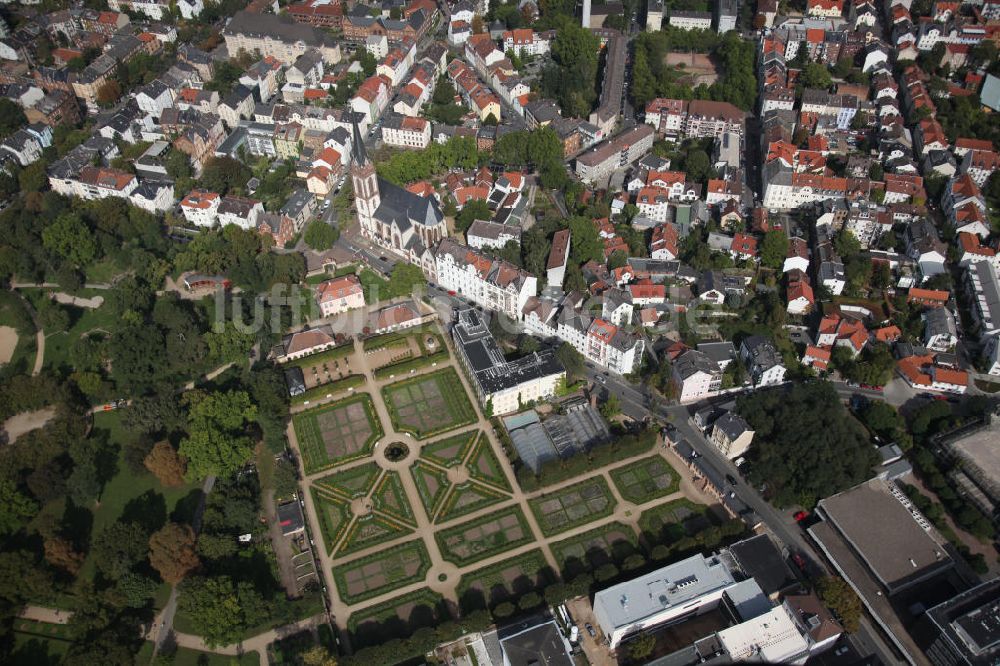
[334,538,431,605]
[381,368,476,439]
[292,393,383,473]
[528,477,617,536]
[311,463,417,557]
[456,550,555,611]
[435,506,533,566]
[664,52,720,86]
[610,456,680,505]
[550,521,640,578]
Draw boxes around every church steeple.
[350,112,379,236]
[351,114,369,166]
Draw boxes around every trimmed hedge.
[291,374,365,405]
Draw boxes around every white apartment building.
[180,189,221,228]
[575,124,655,184]
[216,196,264,231]
[672,349,723,402]
[433,238,537,321]
[669,11,713,29]
[380,114,431,150]
[502,29,551,57]
[708,412,755,459]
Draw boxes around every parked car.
[585,623,596,637]
[793,511,809,522]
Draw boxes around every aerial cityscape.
[0,0,998,664]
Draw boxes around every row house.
[786,269,815,315]
[942,174,989,238]
[342,9,430,46]
[218,85,256,130]
[23,89,81,127]
[108,0,203,19]
[392,63,435,116]
[914,117,949,156]
[843,204,892,248]
[761,161,852,210]
[176,87,219,115]
[173,114,226,175]
[799,89,865,130]
[349,74,391,125]
[381,113,431,149]
[433,238,536,321]
[50,164,173,212]
[644,99,745,140]
[502,29,552,57]
[958,146,999,188]
[377,42,416,88]
[966,261,1000,338]
[223,10,342,65]
[883,173,925,204]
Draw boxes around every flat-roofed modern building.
[592,553,736,648]
[922,578,1000,666]
[452,308,565,416]
[716,604,810,664]
[814,478,952,595]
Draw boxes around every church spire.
[350,113,368,166]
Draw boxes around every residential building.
[434,238,537,321]
[546,229,571,287]
[922,308,958,352]
[575,124,655,184]
[380,113,431,149]
[740,335,786,386]
[967,261,1000,338]
[216,196,263,230]
[673,349,723,402]
[669,10,713,29]
[222,11,342,65]
[709,412,754,459]
[180,189,221,228]
[315,274,364,316]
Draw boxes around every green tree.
[178,391,258,480]
[0,99,27,140]
[683,149,712,184]
[801,62,833,90]
[43,213,97,266]
[541,19,599,118]
[179,576,270,647]
[0,478,37,535]
[556,342,585,380]
[600,393,621,420]
[760,230,789,269]
[817,576,862,632]
[834,229,862,259]
[303,219,339,251]
[737,382,878,507]
[455,199,493,233]
[568,216,602,264]
[92,521,152,581]
[628,634,656,661]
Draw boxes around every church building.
[350,120,446,272]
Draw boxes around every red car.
[447,290,456,296]
[793,511,809,522]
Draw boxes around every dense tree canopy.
[178,391,258,480]
[541,19,599,118]
[737,382,878,507]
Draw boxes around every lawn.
[435,506,533,566]
[292,393,383,473]
[309,487,353,555]
[528,476,617,537]
[10,629,71,666]
[381,368,477,439]
[35,300,119,374]
[420,430,479,467]
[334,539,431,605]
[435,481,509,524]
[609,456,680,505]
[44,411,201,606]
[456,550,555,612]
